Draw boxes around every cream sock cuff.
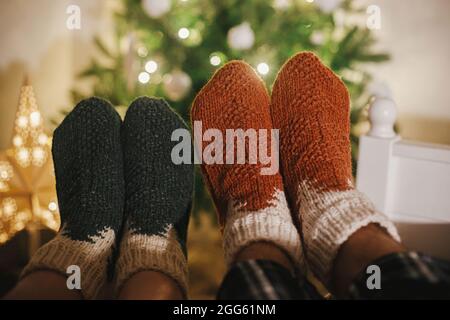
[115,226,188,298]
[222,189,304,270]
[299,181,400,285]
[20,227,115,299]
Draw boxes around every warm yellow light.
[29,111,41,127]
[138,72,150,84]
[32,146,46,166]
[13,135,23,147]
[178,28,190,39]
[17,147,30,166]
[2,198,17,217]
[210,55,221,66]
[145,60,158,73]
[37,133,48,145]
[17,115,28,128]
[0,161,13,181]
[257,62,270,75]
[48,201,58,211]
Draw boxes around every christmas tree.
[71,0,389,213]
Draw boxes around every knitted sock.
[191,61,303,269]
[270,52,400,285]
[21,97,124,299]
[115,97,193,297]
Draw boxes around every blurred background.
[0,0,449,299]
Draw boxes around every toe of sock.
[279,51,325,75]
[205,60,258,87]
[53,97,121,148]
[275,51,343,89]
[191,60,268,120]
[53,97,122,152]
[63,97,120,125]
[272,51,349,115]
[125,96,189,132]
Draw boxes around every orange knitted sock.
[271,52,400,285]
[191,61,303,268]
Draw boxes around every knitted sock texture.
[21,97,125,299]
[270,52,400,285]
[191,61,303,269]
[116,97,193,297]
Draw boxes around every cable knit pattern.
[116,97,193,297]
[116,225,188,297]
[299,181,400,284]
[21,97,125,299]
[22,228,115,299]
[223,188,304,268]
[191,61,303,269]
[271,52,400,284]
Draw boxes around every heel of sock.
[299,182,400,285]
[115,227,188,298]
[21,228,115,299]
[222,189,305,271]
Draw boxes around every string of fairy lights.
[1,0,345,245]
[136,0,339,89]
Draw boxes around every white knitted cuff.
[299,181,400,285]
[223,189,304,270]
[21,228,115,300]
[115,226,188,298]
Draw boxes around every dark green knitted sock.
[116,97,194,296]
[22,97,124,299]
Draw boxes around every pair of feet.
[22,97,193,299]
[22,51,401,300]
[191,52,401,293]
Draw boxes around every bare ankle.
[234,241,295,274]
[118,271,184,300]
[332,224,405,297]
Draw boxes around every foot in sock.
[22,97,125,299]
[191,61,303,269]
[270,52,400,285]
[116,97,194,297]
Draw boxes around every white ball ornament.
[315,0,343,13]
[163,70,192,101]
[142,0,171,18]
[227,22,255,50]
[368,97,397,138]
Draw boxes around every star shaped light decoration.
[0,80,60,245]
